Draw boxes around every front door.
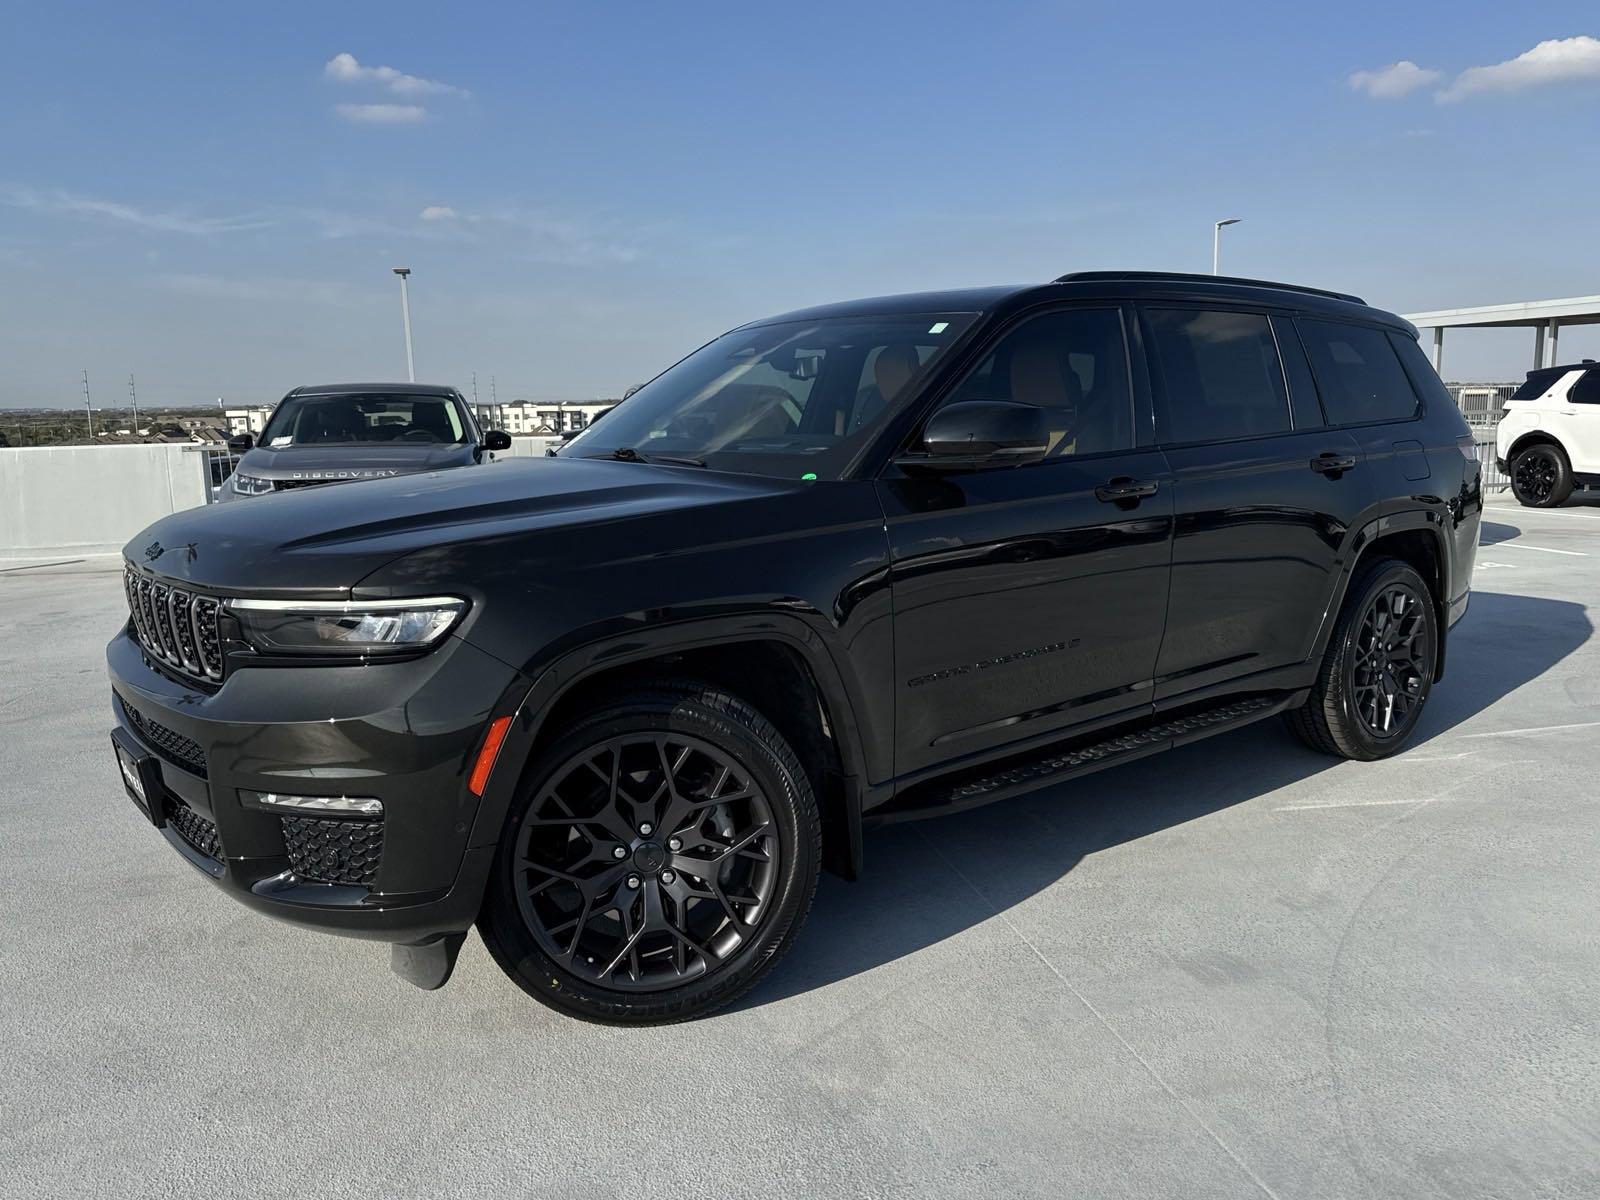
[879,306,1174,777]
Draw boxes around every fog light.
[239,789,383,817]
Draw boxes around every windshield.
[558,314,976,479]
[259,392,469,448]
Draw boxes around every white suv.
[1496,361,1600,506]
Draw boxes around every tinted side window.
[940,308,1133,458]
[1570,369,1600,404]
[1145,308,1289,444]
[1388,331,1455,413]
[1298,320,1420,426]
[1509,367,1564,402]
[1272,316,1325,429]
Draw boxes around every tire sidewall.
[1512,445,1571,508]
[480,689,819,1023]
[1334,563,1436,757]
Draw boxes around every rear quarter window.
[1297,319,1420,426]
[1509,368,1564,402]
[1570,369,1600,405]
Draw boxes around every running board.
[876,694,1295,824]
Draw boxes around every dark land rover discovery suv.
[108,271,1482,1023]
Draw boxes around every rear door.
[879,304,1173,776]
[1561,368,1600,474]
[1141,305,1374,699]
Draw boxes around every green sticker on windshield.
[801,472,817,481]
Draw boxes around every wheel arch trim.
[1311,509,1452,682]
[463,614,870,875]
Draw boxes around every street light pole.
[1213,218,1241,275]
[392,267,415,382]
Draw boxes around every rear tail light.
[1457,434,1479,462]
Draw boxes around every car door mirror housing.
[226,433,253,453]
[483,429,513,451]
[899,400,1050,472]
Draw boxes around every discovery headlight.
[230,472,275,496]
[229,597,467,657]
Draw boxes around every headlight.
[228,597,467,657]
[230,472,275,496]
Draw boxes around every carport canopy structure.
[1402,295,1600,377]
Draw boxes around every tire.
[1510,443,1574,508]
[479,680,821,1024]
[1287,558,1437,761]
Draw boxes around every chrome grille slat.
[191,596,223,679]
[151,583,178,659]
[125,567,225,683]
[169,589,201,673]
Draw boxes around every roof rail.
[1054,270,1365,306]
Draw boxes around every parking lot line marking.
[923,833,1286,1200]
[1458,719,1600,740]
[1275,796,1442,812]
[1491,542,1587,557]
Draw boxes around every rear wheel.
[479,681,820,1024]
[1510,443,1573,507]
[1287,558,1437,760]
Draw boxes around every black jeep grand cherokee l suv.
[108,271,1482,1023]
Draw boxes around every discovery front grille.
[124,567,224,683]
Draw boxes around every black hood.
[234,442,476,483]
[126,457,790,594]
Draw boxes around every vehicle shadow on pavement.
[740,589,1590,1009]
[1478,520,1521,546]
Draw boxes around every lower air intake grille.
[168,800,223,861]
[125,704,208,778]
[281,815,384,887]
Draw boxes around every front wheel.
[1287,558,1437,760]
[1510,444,1573,508]
[479,681,820,1024]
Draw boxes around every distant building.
[223,406,274,437]
[476,400,615,436]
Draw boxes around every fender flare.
[1308,508,1453,681]
[464,613,871,876]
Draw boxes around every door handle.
[1095,477,1159,503]
[1310,452,1357,475]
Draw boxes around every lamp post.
[1212,218,1241,276]
[392,267,415,382]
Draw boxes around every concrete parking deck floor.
[3,498,1599,1199]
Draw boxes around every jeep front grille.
[124,567,224,682]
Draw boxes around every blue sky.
[3,1,1600,408]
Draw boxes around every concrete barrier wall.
[0,436,568,559]
[0,444,210,558]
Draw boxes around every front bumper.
[106,626,526,944]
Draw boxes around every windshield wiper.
[598,446,707,468]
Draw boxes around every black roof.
[742,271,1402,333]
[285,382,463,397]
[1526,361,1598,377]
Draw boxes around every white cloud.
[1438,35,1600,103]
[335,103,427,125]
[324,53,467,98]
[0,184,271,235]
[1348,60,1442,99]
[419,205,458,221]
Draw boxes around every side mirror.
[898,400,1049,472]
[227,433,253,453]
[483,429,512,451]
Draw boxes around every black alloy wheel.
[514,732,780,991]
[1510,445,1573,508]
[480,681,820,1023]
[1349,582,1430,740]
[1286,557,1437,761]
